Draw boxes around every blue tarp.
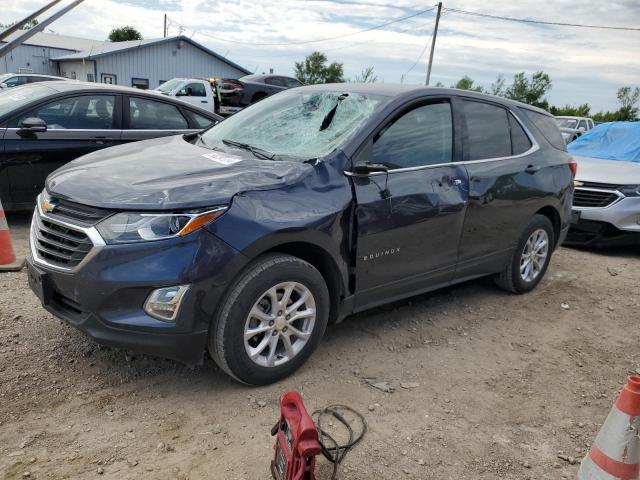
[567,121,640,163]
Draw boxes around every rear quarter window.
[523,109,566,151]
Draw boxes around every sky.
[2,0,639,112]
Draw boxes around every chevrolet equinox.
[27,85,575,385]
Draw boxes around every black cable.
[312,405,367,480]
[444,6,640,31]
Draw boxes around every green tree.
[549,103,591,117]
[489,74,506,96]
[506,71,552,109]
[451,75,483,92]
[353,66,377,83]
[0,19,38,30]
[616,86,640,120]
[108,26,143,42]
[294,52,344,84]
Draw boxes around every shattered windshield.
[198,90,387,159]
[556,118,579,129]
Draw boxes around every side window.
[509,113,532,155]
[184,83,206,97]
[523,109,566,151]
[372,102,453,169]
[190,111,216,129]
[283,78,302,88]
[131,78,149,90]
[12,95,115,129]
[128,97,188,130]
[264,77,284,87]
[3,76,24,87]
[587,119,594,129]
[463,100,511,160]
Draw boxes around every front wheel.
[209,254,330,385]
[495,215,554,294]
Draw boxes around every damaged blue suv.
[27,84,574,384]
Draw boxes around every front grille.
[578,181,623,190]
[46,198,111,226]
[573,189,620,208]
[33,213,93,269]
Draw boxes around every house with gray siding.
[0,31,102,75]
[51,36,251,88]
[1,32,250,87]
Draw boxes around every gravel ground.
[1,212,639,480]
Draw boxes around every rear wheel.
[495,215,554,294]
[209,254,329,385]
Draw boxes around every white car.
[556,116,594,144]
[568,156,640,247]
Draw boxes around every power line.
[444,6,640,31]
[165,6,436,47]
[227,16,436,59]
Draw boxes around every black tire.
[495,215,555,294]
[209,254,330,385]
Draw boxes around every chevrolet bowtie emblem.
[42,198,57,213]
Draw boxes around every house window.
[87,73,95,82]
[101,73,117,84]
[132,78,149,90]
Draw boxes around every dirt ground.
[1,212,639,480]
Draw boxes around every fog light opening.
[144,285,190,322]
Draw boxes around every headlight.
[96,207,226,244]
[620,185,640,197]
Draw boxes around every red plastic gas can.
[271,391,321,480]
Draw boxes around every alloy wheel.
[520,228,549,282]
[243,282,316,368]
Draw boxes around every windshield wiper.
[222,138,277,160]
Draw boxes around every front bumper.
[574,196,640,233]
[27,215,247,365]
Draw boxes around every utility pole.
[163,13,167,38]
[426,1,442,85]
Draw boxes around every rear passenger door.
[455,98,540,280]
[121,96,200,141]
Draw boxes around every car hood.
[46,135,314,210]
[574,155,640,185]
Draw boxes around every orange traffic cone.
[578,376,640,479]
[0,199,23,272]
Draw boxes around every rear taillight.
[568,157,577,177]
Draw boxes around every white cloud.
[2,0,639,110]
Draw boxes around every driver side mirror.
[18,117,47,135]
[578,126,586,133]
[0,83,7,89]
[352,163,389,175]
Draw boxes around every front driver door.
[3,94,122,209]
[351,99,469,310]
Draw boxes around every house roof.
[0,31,105,52]
[51,35,251,75]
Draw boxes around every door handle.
[525,164,541,174]
[201,100,208,103]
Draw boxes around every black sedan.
[0,81,222,211]
[217,74,302,115]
